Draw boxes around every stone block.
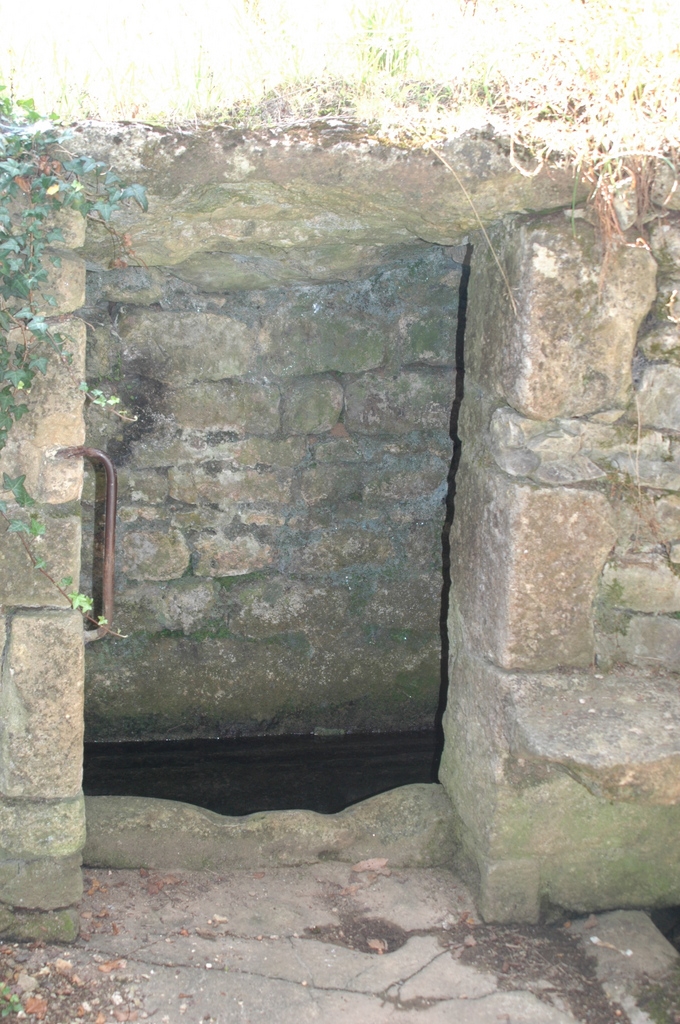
[164,381,281,435]
[193,533,273,577]
[601,555,680,613]
[82,784,456,871]
[85,628,439,740]
[0,320,86,503]
[0,794,86,860]
[90,266,165,305]
[118,311,259,383]
[362,456,448,502]
[0,853,82,910]
[0,610,84,799]
[228,577,350,639]
[0,513,81,610]
[440,649,680,920]
[168,464,291,508]
[289,528,393,574]
[263,306,385,377]
[596,614,680,674]
[638,322,680,364]
[38,251,86,315]
[121,528,190,581]
[281,378,343,435]
[300,464,364,505]
[637,364,680,431]
[344,370,455,434]
[450,460,616,670]
[466,214,657,419]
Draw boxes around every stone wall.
[440,208,680,921]
[0,211,86,940]
[72,123,580,743]
[81,250,459,738]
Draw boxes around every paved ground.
[2,862,678,1024]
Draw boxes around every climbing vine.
[0,90,147,627]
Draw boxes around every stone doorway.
[2,125,680,935]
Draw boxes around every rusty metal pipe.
[58,446,117,641]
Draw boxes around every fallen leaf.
[584,914,599,929]
[112,922,120,935]
[330,422,350,438]
[114,1011,138,1022]
[463,934,477,947]
[72,975,85,987]
[98,959,127,973]
[81,911,93,919]
[24,995,48,1019]
[14,176,31,193]
[96,909,110,918]
[87,878,102,895]
[96,1013,107,1024]
[351,858,388,874]
[55,958,73,976]
[161,875,180,886]
[367,938,387,954]
[179,928,189,937]
[195,929,217,941]
[139,868,149,877]
[339,884,360,896]
[252,872,265,879]
[178,993,194,999]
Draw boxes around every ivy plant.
[0,88,147,629]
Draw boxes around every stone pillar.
[439,210,680,922]
[0,211,87,942]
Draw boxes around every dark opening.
[82,244,472,816]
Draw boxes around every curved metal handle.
[58,446,117,642]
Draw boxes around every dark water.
[83,731,439,816]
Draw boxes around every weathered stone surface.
[288,527,394,574]
[0,513,81,610]
[0,610,84,799]
[450,461,616,670]
[121,527,190,581]
[193,533,273,577]
[0,320,86,503]
[344,370,455,434]
[596,614,680,674]
[117,579,217,634]
[0,795,86,861]
[74,124,582,277]
[440,649,680,921]
[0,905,79,942]
[281,378,343,434]
[573,910,679,1000]
[0,853,82,911]
[363,456,449,503]
[601,555,680,613]
[467,214,657,419]
[227,577,349,639]
[638,322,680,363]
[163,381,281,435]
[85,628,439,739]
[506,671,680,804]
[39,251,86,315]
[300,463,364,505]
[637,364,680,431]
[82,784,456,870]
[168,464,291,507]
[118,311,259,383]
[89,266,165,305]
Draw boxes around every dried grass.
[1,0,678,193]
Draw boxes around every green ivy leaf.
[2,473,36,507]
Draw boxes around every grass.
[1,0,679,197]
